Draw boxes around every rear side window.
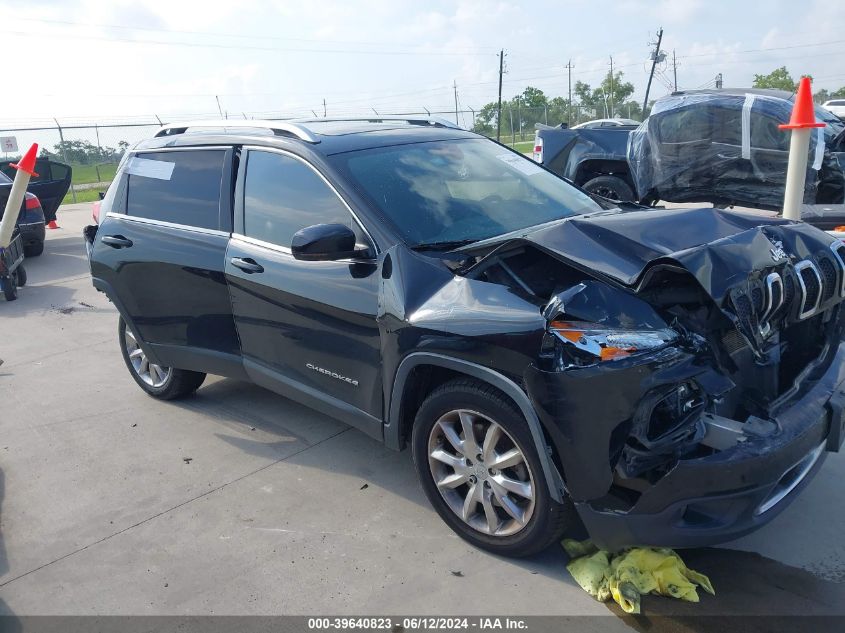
[126,150,224,230]
[243,150,352,247]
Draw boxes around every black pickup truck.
[534,89,845,209]
[532,124,638,201]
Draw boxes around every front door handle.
[230,257,264,274]
[101,235,133,248]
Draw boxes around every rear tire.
[118,317,206,400]
[582,175,635,202]
[24,242,44,257]
[2,274,17,301]
[411,378,575,557]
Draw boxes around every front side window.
[125,150,224,230]
[243,150,353,247]
[330,139,600,247]
[751,114,789,151]
[656,108,711,144]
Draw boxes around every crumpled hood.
[520,207,837,303]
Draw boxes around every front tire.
[118,317,206,400]
[412,378,575,557]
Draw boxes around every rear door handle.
[101,235,133,248]
[230,257,264,274]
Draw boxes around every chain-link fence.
[0,104,620,205]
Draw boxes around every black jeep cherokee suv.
[84,118,845,556]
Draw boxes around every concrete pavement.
[0,203,843,623]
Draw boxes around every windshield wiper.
[411,239,478,251]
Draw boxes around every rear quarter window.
[125,150,225,230]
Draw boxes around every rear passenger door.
[0,158,72,220]
[225,148,383,436]
[91,147,242,375]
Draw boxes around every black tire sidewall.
[411,381,560,556]
[118,317,176,397]
[118,317,206,400]
[24,242,43,258]
[2,274,17,301]
[582,175,635,202]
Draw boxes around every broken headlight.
[549,320,678,368]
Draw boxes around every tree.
[510,86,548,138]
[468,71,644,141]
[815,87,845,104]
[471,102,498,136]
[572,72,639,121]
[753,67,799,91]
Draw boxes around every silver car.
[822,99,845,119]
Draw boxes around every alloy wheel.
[427,409,535,537]
[124,328,172,388]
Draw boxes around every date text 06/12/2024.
[307,617,529,630]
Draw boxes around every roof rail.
[298,116,462,129]
[154,119,320,143]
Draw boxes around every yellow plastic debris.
[562,539,715,614]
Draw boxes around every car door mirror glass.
[291,223,365,261]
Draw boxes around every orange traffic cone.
[779,76,826,220]
[46,220,59,229]
[779,76,825,130]
[10,143,39,177]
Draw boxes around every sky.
[0,0,843,136]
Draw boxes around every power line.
[5,14,498,52]
[0,28,493,56]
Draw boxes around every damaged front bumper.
[526,342,845,551]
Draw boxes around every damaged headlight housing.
[549,320,679,368]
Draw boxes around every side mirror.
[291,223,364,261]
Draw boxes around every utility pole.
[496,49,505,141]
[642,27,664,117]
[215,95,224,118]
[453,80,459,125]
[323,99,327,117]
[672,49,678,91]
[609,56,614,118]
[566,59,574,126]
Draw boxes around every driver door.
[225,148,383,435]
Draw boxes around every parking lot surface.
[1,203,844,626]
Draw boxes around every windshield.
[0,171,11,184]
[331,138,601,247]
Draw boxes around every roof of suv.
[136,118,479,155]
[669,88,794,100]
